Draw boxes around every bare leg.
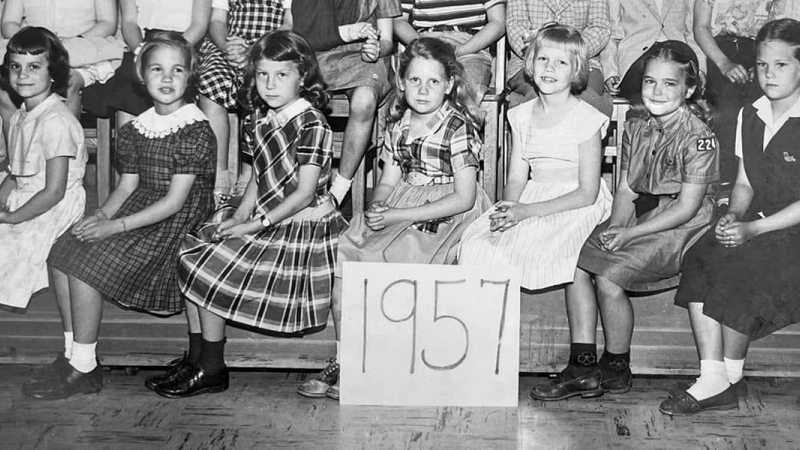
[66,70,85,119]
[68,276,104,345]
[338,86,378,179]
[197,307,226,342]
[49,267,73,333]
[688,302,724,361]
[199,95,231,195]
[185,301,202,334]
[722,325,750,360]
[595,275,634,353]
[565,268,599,344]
[331,279,343,341]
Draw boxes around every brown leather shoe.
[667,378,748,400]
[659,384,738,416]
[24,364,104,400]
[601,367,633,394]
[530,368,603,401]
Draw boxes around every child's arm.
[119,0,144,50]
[602,180,708,252]
[0,173,15,210]
[494,131,603,230]
[1,0,24,38]
[453,3,505,57]
[693,0,749,84]
[208,4,229,49]
[362,17,394,62]
[393,12,419,46]
[76,173,197,243]
[73,172,139,233]
[0,157,68,224]
[77,0,118,38]
[215,165,323,238]
[183,0,213,45]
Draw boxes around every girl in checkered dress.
[297,37,491,401]
[31,32,216,400]
[148,31,347,399]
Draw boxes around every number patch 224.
[697,137,716,152]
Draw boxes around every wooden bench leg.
[95,117,112,205]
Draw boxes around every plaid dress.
[336,103,490,274]
[48,105,216,315]
[197,0,285,110]
[178,100,347,334]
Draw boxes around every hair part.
[2,26,70,97]
[523,23,589,94]
[134,31,200,103]
[642,40,712,124]
[756,18,800,61]
[239,30,329,111]
[388,37,482,129]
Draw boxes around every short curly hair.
[2,26,70,98]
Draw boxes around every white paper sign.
[340,262,520,407]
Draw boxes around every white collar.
[753,94,800,128]
[133,103,208,138]
[259,99,312,128]
[18,94,64,121]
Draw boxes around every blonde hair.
[523,23,589,94]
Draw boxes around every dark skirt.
[674,226,800,340]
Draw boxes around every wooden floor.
[1,365,799,450]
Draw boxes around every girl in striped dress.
[150,31,347,398]
[459,23,612,290]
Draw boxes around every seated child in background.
[298,37,491,402]
[28,32,216,400]
[505,0,612,116]
[0,27,87,311]
[149,31,347,399]
[530,41,718,402]
[0,0,124,118]
[459,23,612,293]
[394,0,506,105]
[600,0,705,106]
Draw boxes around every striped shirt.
[400,0,504,31]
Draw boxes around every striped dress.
[177,100,347,334]
[458,99,612,290]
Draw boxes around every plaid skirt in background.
[178,207,348,334]
[196,40,244,110]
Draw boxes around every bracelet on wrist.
[120,219,128,233]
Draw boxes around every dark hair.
[134,31,200,103]
[523,23,589,94]
[239,30,329,111]
[642,40,711,124]
[2,26,70,97]
[388,37,481,129]
[756,18,800,61]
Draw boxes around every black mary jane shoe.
[144,353,193,391]
[659,384,738,416]
[24,364,104,400]
[530,367,603,401]
[667,378,748,400]
[154,364,229,399]
[25,353,71,387]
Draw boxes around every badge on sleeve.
[696,137,715,152]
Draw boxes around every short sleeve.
[577,102,610,142]
[376,0,402,19]
[680,130,719,184]
[380,122,401,167]
[41,115,81,161]
[295,118,333,167]
[620,120,633,170]
[448,119,480,173]
[173,122,216,174]
[115,123,139,174]
[211,0,229,10]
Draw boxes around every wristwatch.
[260,214,272,228]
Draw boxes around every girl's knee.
[68,70,85,96]
[595,276,625,298]
[348,88,378,119]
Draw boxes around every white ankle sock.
[724,357,745,384]
[70,341,98,373]
[64,332,74,359]
[687,359,729,400]
[330,175,353,205]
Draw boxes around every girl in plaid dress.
[31,32,216,400]
[298,37,491,401]
[150,31,347,399]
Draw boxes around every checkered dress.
[48,119,216,315]
[197,0,285,109]
[178,106,347,334]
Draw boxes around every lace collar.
[133,104,207,138]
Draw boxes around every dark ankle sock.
[567,343,597,376]
[187,333,202,364]
[600,350,630,375]
[197,338,227,373]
